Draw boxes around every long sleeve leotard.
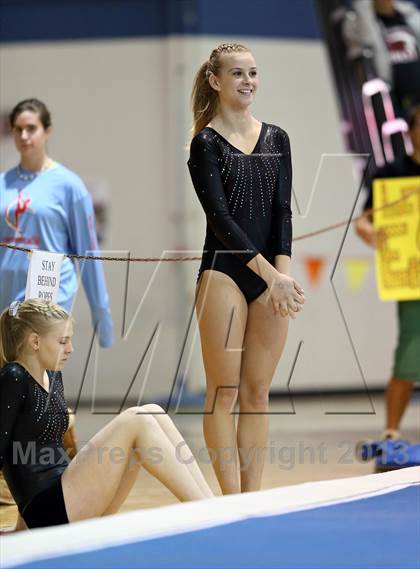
[188,122,292,302]
[0,362,69,516]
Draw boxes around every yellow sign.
[373,177,420,301]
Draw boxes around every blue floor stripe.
[15,485,420,569]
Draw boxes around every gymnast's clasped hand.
[266,271,305,319]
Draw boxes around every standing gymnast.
[0,98,113,347]
[0,299,213,529]
[188,43,305,494]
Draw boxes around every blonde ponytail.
[191,61,219,138]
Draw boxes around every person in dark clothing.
[355,105,420,439]
[0,299,212,529]
[188,43,305,495]
[344,0,420,112]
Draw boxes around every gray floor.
[76,392,420,506]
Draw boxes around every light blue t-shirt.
[0,162,113,347]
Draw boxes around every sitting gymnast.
[0,299,213,529]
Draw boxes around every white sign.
[25,250,64,303]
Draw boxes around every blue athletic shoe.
[375,441,420,471]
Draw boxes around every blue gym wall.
[0,0,321,42]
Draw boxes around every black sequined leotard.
[188,122,292,303]
[0,363,70,517]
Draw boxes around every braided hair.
[191,43,250,137]
[0,299,70,368]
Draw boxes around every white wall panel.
[0,36,396,402]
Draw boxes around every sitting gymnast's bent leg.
[0,299,213,529]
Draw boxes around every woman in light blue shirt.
[0,98,113,347]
